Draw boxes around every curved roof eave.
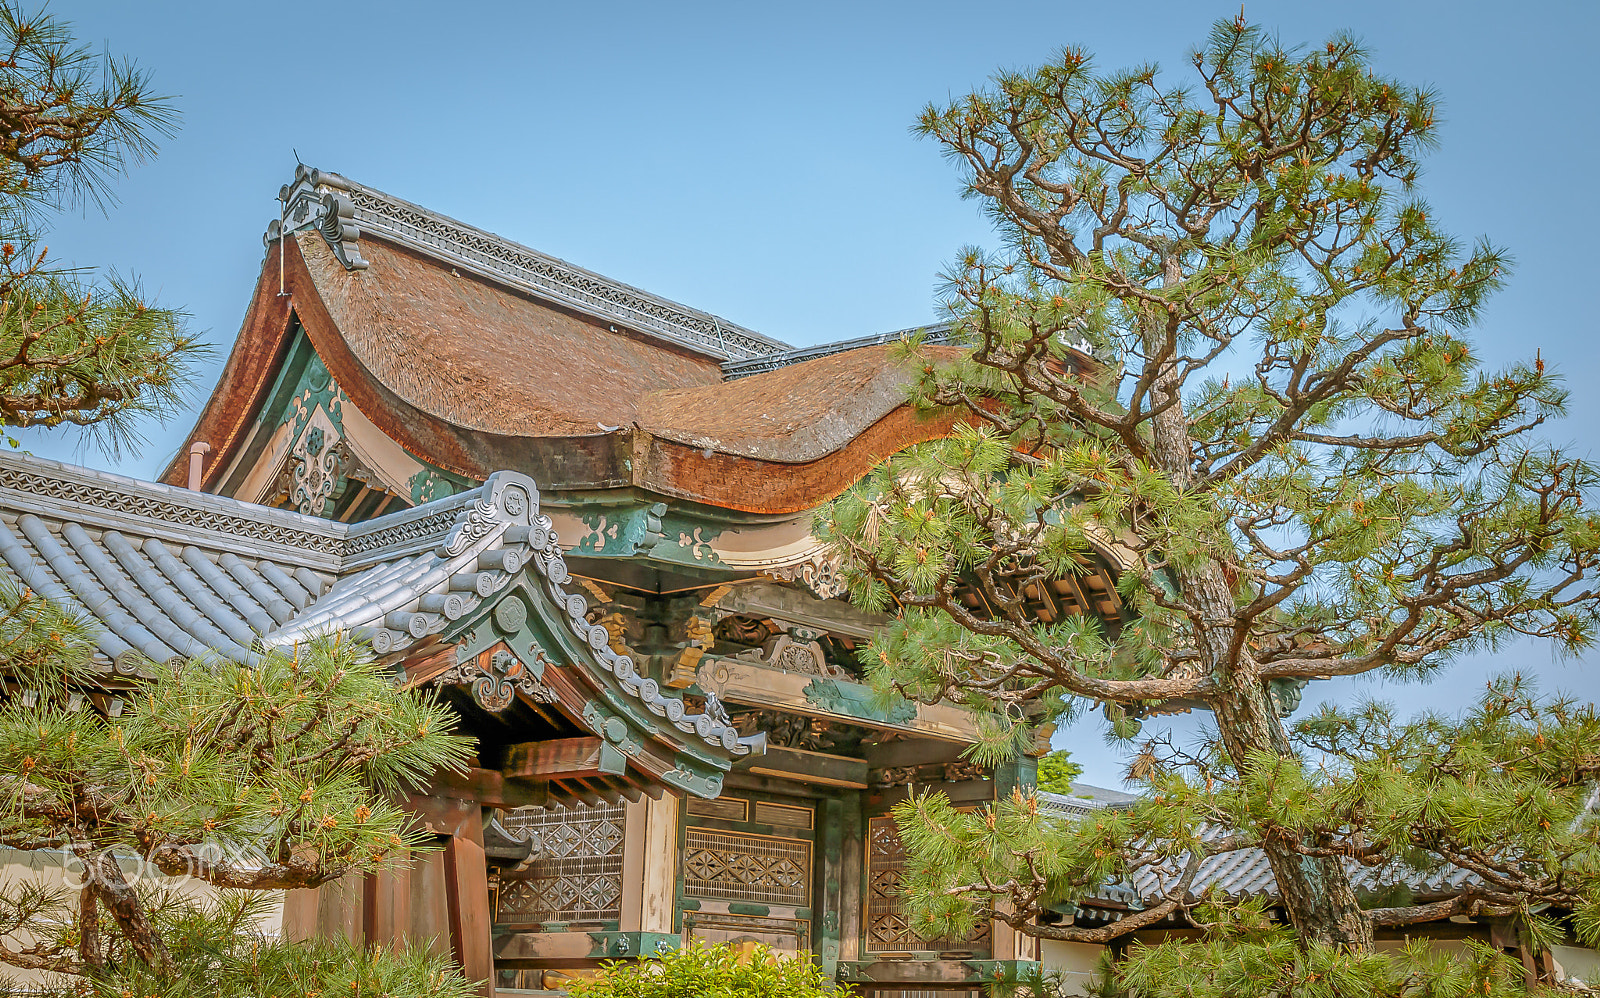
[164,235,972,514]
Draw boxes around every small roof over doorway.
[0,451,761,801]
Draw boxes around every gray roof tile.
[0,451,755,759]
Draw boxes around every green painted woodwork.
[583,931,681,960]
[993,756,1039,801]
[650,511,725,568]
[817,797,845,980]
[570,503,667,557]
[802,677,917,726]
[216,321,471,512]
[835,959,1041,984]
[727,903,770,917]
[408,467,462,504]
[441,578,732,799]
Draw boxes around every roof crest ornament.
[269,165,788,362]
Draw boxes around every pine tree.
[0,9,473,992]
[0,2,201,453]
[0,580,477,995]
[820,15,1600,980]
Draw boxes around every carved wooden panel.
[496,802,625,924]
[866,815,990,953]
[752,800,813,830]
[683,828,811,907]
[686,795,749,822]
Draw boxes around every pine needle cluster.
[0,2,202,453]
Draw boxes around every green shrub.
[566,942,846,998]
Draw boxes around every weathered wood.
[818,797,845,979]
[867,779,995,809]
[713,581,888,639]
[839,792,863,964]
[415,767,549,813]
[744,745,869,790]
[504,737,627,781]
[442,810,495,997]
[281,868,362,945]
[709,657,986,740]
[864,737,969,770]
[621,794,681,934]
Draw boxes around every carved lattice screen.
[683,827,811,906]
[496,802,626,925]
[866,815,991,953]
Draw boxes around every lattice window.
[683,827,811,907]
[866,815,990,953]
[496,802,625,924]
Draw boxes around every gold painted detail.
[498,803,626,924]
[683,828,811,907]
[665,614,716,689]
[594,611,631,656]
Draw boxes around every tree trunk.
[1209,682,1375,950]
[1141,260,1374,951]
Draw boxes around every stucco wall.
[1553,945,1600,987]
[1039,939,1107,995]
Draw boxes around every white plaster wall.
[1039,938,1108,996]
[1553,945,1600,987]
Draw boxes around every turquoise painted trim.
[442,576,737,798]
[569,503,666,557]
[802,677,917,726]
[584,931,681,960]
[835,959,1041,984]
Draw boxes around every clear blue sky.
[29,0,1600,784]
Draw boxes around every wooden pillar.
[838,792,862,964]
[281,868,362,944]
[991,903,1038,961]
[817,796,846,979]
[621,794,681,934]
[441,807,495,997]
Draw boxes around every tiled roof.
[1034,792,1479,908]
[719,322,961,379]
[0,451,755,758]
[275,166,788,362]
[1126,825,1478,903]
[1037,783,1140,819]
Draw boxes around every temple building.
[2,165,1597,996]
[84,165,1125,995]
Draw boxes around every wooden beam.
[714,581,890,640]
[864,738,968,770]
[502,737,626,780]
[744,745,869,789]
[709,656,986,740]
[867,778,994,809]
[415,767,548,812]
